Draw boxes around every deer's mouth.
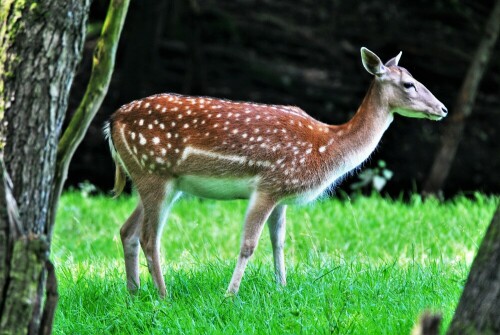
[426,113,444,121]
[426,108,448,121]
[393,106,447,121]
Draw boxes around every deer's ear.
[361,47,386,77]
[385,51,402,67]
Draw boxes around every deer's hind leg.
[136,177,180,298]
[120,201,144,293]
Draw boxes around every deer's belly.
[281,168,347,205]
[176,175,256,200]
[282,178,339,205]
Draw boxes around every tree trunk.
[422,0,500,196]
[0,0,89,333]
[447,204,500,334]
[1,0,129,332]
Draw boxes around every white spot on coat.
[139,134,147,145]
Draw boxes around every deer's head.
[361,47,447,121]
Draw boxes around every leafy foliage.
[351,160,394,192]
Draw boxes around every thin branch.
[46,0,130,238]
[422,0,500,195]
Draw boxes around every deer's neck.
[328,81,393,174]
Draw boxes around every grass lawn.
[52,191,498,334]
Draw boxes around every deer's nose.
[441,106,448,115]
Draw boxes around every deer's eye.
[403,82,415,89]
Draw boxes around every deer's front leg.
[227,192,277,294]
[268,204,287,286]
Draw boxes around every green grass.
[53,192,498,334]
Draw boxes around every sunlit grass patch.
[53,191,498,334]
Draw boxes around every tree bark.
[1,0,130,333]
[422,0,500,196]
[0,0,89,334]
[447,204,500,334]
[2,0,89,234]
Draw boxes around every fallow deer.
[105,47,447,297]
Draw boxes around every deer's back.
[110,93,336,200]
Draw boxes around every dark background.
[67,0,500,196]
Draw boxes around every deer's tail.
[103,121,126,197]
